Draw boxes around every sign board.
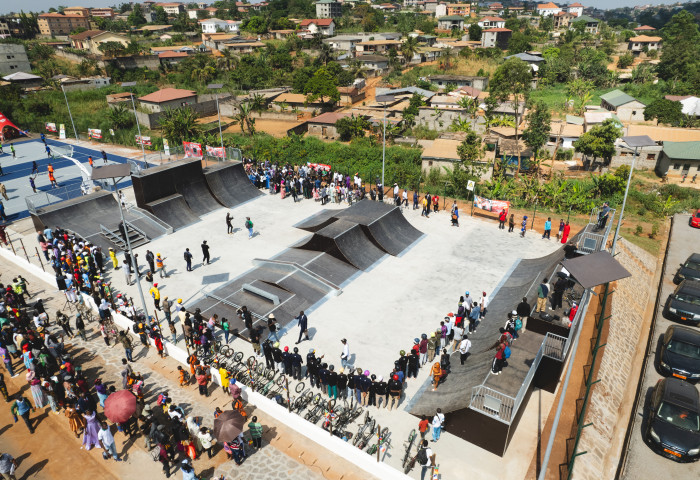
[467,180,475,191]
[135,135,151,146]
[473,195,510,215]
[109,129,115,136]
[45,122,57,133]
[59,124,66,140]
[183,141,202,158]
[307,162,331,171]
[206,145,225,158]
[88,128,102,139]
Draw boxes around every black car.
[645,377,700,462]
[674,253,700,285]
[666,280,700,325]
[658,326,700,383]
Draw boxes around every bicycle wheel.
[404,457,416,474]
[221,345,233,357]
[255,363,265,375]
[381,427,389,437]
[367,444,377,455]
[265,368,276,380]
[295,382,305,393]
[312,393,322,405]
[276,375,286,387]
[247,356,256,368]
[233,352,244,363]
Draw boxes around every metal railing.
[543,332,567,361]
[25,183,86,213]
[470,385,516,424]
[200,291,265,321]
[124,205,174,236]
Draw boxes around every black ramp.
[294,209,339,232]
[366,208,423,256]
[203,162,262,208]
[147,194,199,231]
[176,175,222,216]
[331,223,386,271]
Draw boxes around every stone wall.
[573,238,658,480]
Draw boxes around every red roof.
[70,29,106,41]
[634,25,656,30]
[299,18,334,27]
[158,51,189,58]
[569,2,584,6]
[39,12,87,18]
[480,16,504,21]
[484,28,512,32]
[138,88,197,103]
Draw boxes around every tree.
[644,98,684,126]
[127,4,147,27]
[98,41,126,58]
[657,10,700,83]
[153,6,169,24]
[468,23,482,41]
[158,107,202,145]
[243,16,268,34]
[617,52,634,69]
[522,102,552,177]
[233,102,256,135]
[490,58,532,174]
[450,128,488,194]
[401,93,425,130]
[304,67,340,104]
[573,119,622,165]
[335,114,370,141]
[508,32,532,54]
[106,104,134,130]
[401,36,418,63]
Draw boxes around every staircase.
[100,222,149,250]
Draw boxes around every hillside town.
[1,1,700,480]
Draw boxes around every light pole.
[377,95,394,192]
[207,83,225,160]
[611,135,656,256]
[61,83,79,142]
[121,82,149,168]
[91,164,150,318]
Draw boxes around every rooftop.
[483,28,512,32]
[273,93,324,104]
[438,15,466,21]
[421,138,462,160]
[69,29,105,41]
[138,88,197,103]
[627,125,700,143]
[299,18,334,26]
[634,25,656,30]
[308,112,352,124]
[354,54,389,62]
[2,72,42,81]
[158,51,189,58]
[629,35,661,42]
[600,89,641,108]
[479,16,505,21]
[662,141,700,161]
[537,2,560,8]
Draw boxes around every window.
[632,111,637,116]
[673,163,680,170]
[646,154,656,161]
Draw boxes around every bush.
[650,223,659,238]
[556,148,574,161]
[635,224,643,236]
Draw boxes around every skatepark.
[0,152,619,479]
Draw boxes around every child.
[418,415,430,440]
[520,215,528,237]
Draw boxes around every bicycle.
[402,429,417,468]
[367,427,390,455]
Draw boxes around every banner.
[183,141,202,158]
[0,112,22,134]
[473,195,510,215]
[307,162,331,171]
[163,139,170,156]
[135,135,151,146]
[88,128,102,139]
[59,124,66,140]
[45,122,57,132]
[206,145,225,158]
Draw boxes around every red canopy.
[0,112,22,134]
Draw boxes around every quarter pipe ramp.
[146,194,200,231]
[203,162,262,208]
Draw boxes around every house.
[446,4,471,16]
[200,18,242,34]
[155,3,186,15]
[627,124,700,143]
[628,35,661,54]
[106,92,134,105]
[583,111,620,131]
[220,39,265,54]
[38,13,91,37]
[316,0,342,18]
[599,89,645,122]
[656,141,700,178]
[411,46,443,64]
[69,30,130,56]
[355,39,402,57]
[62,7,90,17]
[664,95,700,118]
[324,35,363,52]
[634,25,656,33]
[552,11,577,29]
[0,44,30,75]
[478,16,505,29]
[2,71,43,89]
[353,55,390,74]
[338,86,365,106]
[159,51,190,65]
[566,2,584,16]
[571,15,599,34]
[481,28,512,49]
[305,112,354,139]
[421,138,492,179]
[488,2,504,13]
[537,2,562,16]
[271,93,335,114]
[428,75,489,91]
[548,122,583,149]
[299,19,336,36]
[90,8,115,18]
[429,95,461,109]
[53,75,111,92]
[437,16,465,31]
[138,88,197,113]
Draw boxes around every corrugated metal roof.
[662,141,700,160]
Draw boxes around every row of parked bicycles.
[195,343,402,459]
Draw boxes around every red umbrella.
[104,390,137,424]
[213,410,246,443]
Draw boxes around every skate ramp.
[146,194,200,231]
[203,162,262,208]
[294,209,340,233]
[176,175,220,216]
[364,208,423,256]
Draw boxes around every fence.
[26,183,87,214]
[470,385,516,424]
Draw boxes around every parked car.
[666,280,700,325]
[674,253,700,284]
[691,209,700,229]
[645,377,700,462]
[658,325,700,383]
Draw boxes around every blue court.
[0,138,143,222]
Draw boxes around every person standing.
[10,396,35,434]
[29,176,36,193]
[535,278,549,313]
[155,253,168,278]
[98,422,122,461]
[101,150,108,164]
[432,193,439,213]
[149,283,161,311]
[75,313,87,341]
[557,219,565,241]
[458,335,471,365]
[45,144,52,158]
[387,374,402,411]
[226,212,233,234]
[560,221,571,244]
[340,338,350,369]
[267,314,279,343]
[508,213,515,233]
[520,215,528,237]
[120,332,134,362]
[542,217,552,239]
[245,217,254,239]
[10,144,15,159]
[492,342,506,375]
[295,311,309,344]
[145,250,155,274]
[597,202,610,230]
[201,241,210,265]
[0,182,8,201]
[184,248,193,271]
[551,275,567,311]
[418,416,430,440]
[0,452,18,480]
[418,440,435,480]
[431,409,445,442]
[516,297,531,330]
[413,191,419,210]
[498,210,506,229]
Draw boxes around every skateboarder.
[45,144,52,158]
[101,150,108,164]
[201,240,210,265]
[245,217,254,239]
[226,212,233,234]
[32,161,38,175]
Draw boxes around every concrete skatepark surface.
[4,185,565,479]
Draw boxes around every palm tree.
[401,36,419,64]
[234,102,256,135]
[158,107,202,145]
[439,47,455,71]
[217,49,236,72]
[248,93,267,112]
[318,42,334,66]
[190,64,215,84]
[106,104,134,130]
